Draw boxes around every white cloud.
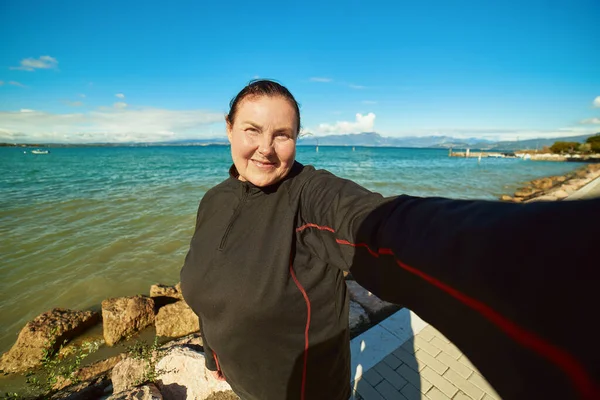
[79,94,86,98]
[0,107,224,143]
[9,81,26,87]
[310,77,332,83]
[20,109,35,113]
[113,102,128,109]
[10,55,58,71]
[348,84,366,89]
[593,96,600,108]
[581,117,600,124]
[115,93,125,99]
[362,100,377,104]
[317,113,376,134]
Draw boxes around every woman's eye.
[275,133,291,140]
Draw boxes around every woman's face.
[227,95,298,187]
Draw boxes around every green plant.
[18,329,100,398]
[126,337,164,385]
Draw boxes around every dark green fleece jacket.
[181,161,599,400]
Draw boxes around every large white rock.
[155,347,232,400]
[111,357,150,394]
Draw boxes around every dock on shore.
[448,148,600,162]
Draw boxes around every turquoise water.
[0,146,581,353]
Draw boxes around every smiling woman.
[180,79,600,400]
[226,87,298,187]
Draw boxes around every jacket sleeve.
[299,170,600,400]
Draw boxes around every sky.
[1,0,599,143]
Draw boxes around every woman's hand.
[210,369,226,381]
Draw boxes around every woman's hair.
[226,79,301,135]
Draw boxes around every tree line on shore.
[549,134,600,154]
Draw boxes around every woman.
[181,80,599,400]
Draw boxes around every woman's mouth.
[251,159,276,169]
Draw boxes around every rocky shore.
[0,275,399,400]
[499,163,600,203]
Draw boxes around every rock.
[107,383,163,400]
[531,177,554,190]
[500,195,513,202]
[514,187,541,198]
[554,176,567,183]
[54,353,126,390]
[349,300,369,337]
[0,308,100,373]
[156,301,200,338]
[527,195,557,202]
[150,283,183,300]
[346,281,400,323]
[159,333,203,353]
[50,374,111,400]
[156,347,232,400]
[553,190,569,200]
[560,184,577,194]
[102,295,155,346]
[111,356,151,394]
[205,392,240,400]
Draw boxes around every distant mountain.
[481,134,597,151]
[296,132,599,150]
[297,132,495,148]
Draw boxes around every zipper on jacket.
[218,184,249,251]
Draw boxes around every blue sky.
[1,0,599,143]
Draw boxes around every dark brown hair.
[226,79,301,135]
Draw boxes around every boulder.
[150,283,183,300]
[527,195,557,202]
[500,195,513,202]
[346,281,399,323]
[349,300,369,337]
[514,187,541,198]
[553,190,569,200]
[102,295,155,346]
[206,392,240,400]
[554,176,567,183]
[156,301,200,338]
[560,184,577,194]
[54,353,126,390]
[49,374,111,400]
[159,333,203,353]
[107,383,163,400]
[111,356,151,394]
[0,308,99,373]
[531,177,554,190]
[156,347,232,400]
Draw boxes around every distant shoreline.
[0,142,554,151]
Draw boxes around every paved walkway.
[566,175,600,200]
[350,310,501,400]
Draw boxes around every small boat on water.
[31,149,50,155]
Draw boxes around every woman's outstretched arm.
[299,169,600,400]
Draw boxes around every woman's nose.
[258,135,274,156]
